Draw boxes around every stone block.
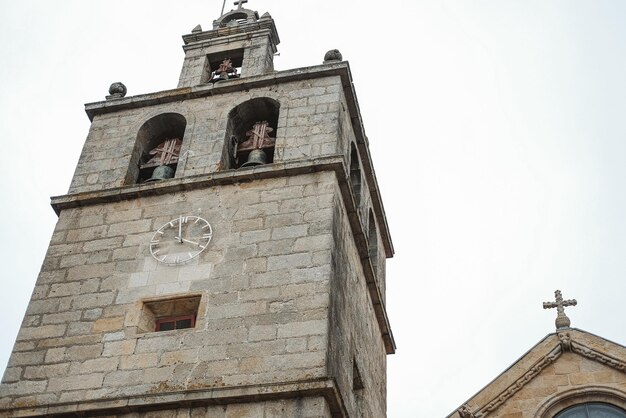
[267,253,312,271]
[16,325,66,341]
[1,367,22,384]
[277,320,326,338]
[248,325,276,342]
[240,229,271,244]
[0,380,47,397]
[67,343,103,361]
[48,373,104,391]
[258,238,296,256]
[119,353,159,370]
[70,357,119,374]
[108,219,152,237]
[48,282,81,298]
[264,213,303,228]
[103,370,143,387]
[93,317,125,333]
[41,311,82,325]
[271,224,309,240]
[71,292,116,309]
[66,225,109,242]
[83,237,124,252]
[44,347,67,363]
[102,339,136,357]
[159,348,200,366]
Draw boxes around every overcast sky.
[1,1,625,417]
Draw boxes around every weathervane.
[543,290,577,330]
[221,0,248,15]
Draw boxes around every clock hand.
[173,237,202,246]
[178,216,183,243]
[182,238,200,246]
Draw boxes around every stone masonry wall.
[0,173,335,410]
[69,76,344,195]
[328,185,388,418]
[95,397,331,418]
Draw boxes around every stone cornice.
[0,378,346,417]
[50,156,396,354]
[456,330,626,418]
[181,28,277,54]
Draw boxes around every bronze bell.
[240,149,267,168]
[145,165,174,182]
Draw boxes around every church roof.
[447,328,626,418]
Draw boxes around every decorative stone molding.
[558,331,572,352]
[465,332,626,417]
[458,404,477,418]
[570,340,626,372]
[476,345,563,417]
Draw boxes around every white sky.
[1,1,625,417]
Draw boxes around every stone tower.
[0,6,395,417]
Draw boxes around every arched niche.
[222,97,279,170]
[350,142,362,207]
[368,209,379,277]
[126,113,187,184]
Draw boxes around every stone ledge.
[0,378,347,417]
[83,64,351,122]
[51,157,344,215]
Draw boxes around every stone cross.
[543,290,577,330]
[234,0,248,9]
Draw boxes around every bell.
[145,165,174,182]
[240,149,267,167]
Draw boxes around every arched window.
[555,403,626,418]
[350,143,361,207]
[368,209,378,276]
[222,98,279,169]
[126,113,187,184]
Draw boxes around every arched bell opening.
[222,98,280,170]
[126,113,187,184]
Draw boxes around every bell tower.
[0,5,395,417]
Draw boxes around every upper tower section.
[177,4,279,87]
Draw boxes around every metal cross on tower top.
[543,290,577,330]
[220,0,248,15]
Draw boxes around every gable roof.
[447,328,626,418]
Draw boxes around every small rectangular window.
[138,295,202,334]
[155,315,196,331]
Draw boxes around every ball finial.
[106,82,127,100]
[323,49,343,63]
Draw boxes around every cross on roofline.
[220,0,249,16]
[543,289,577,330]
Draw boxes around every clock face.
[150,215,213,265]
